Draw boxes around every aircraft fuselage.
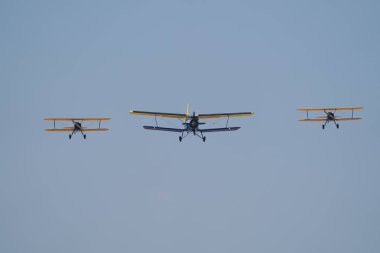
[184,117,200,134]
[73,122,82,131]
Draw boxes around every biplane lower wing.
[46,128,109,132]
[197,112,254,119]
[45,118,111,121]
[335,117,362,121]
[200,127,240,132]
[143,126,184,132]
[130,111,187,119]
[298,119,327,122]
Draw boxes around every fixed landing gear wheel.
[322,125,325,130]
[203,136,206,142]
[336,124,339,129]
[179,136,182,142]
[69,134,72,139]
[84,134,87,139]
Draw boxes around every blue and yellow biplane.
[130,105,254,142]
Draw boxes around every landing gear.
[79,130,86,139]
[336,124,339,129]
[69,134,72,139]
[179,132,189,142]
[322,125,325,130]
[195,131,206,142]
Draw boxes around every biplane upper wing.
[46,128,109,132]
[298,117,362,122]
[143,126,184,132]
[200,127,240,132]
[297,107,363,111]
[129,111,187,119]
[197,112,254,119]
[45,118,111,121]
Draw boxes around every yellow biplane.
[297,107,363,129]
[45,118,111,139]
[130,105,254,142]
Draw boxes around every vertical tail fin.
[186,104,190,117]
[183,104,190,123]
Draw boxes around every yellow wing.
[44,118,111,121]
[335,117,362,121]
[298,118,326,122]
[129,110,187,119]
[297,107,363,111]
[197,112,254,119]
[298,117,362,122]
[46,128,109,132]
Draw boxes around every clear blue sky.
[1,0,380,252]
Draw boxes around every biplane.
[297,107,363,129]
[45,118,111,139]
[129,105,254,142]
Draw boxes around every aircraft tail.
[186,104,190,117]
